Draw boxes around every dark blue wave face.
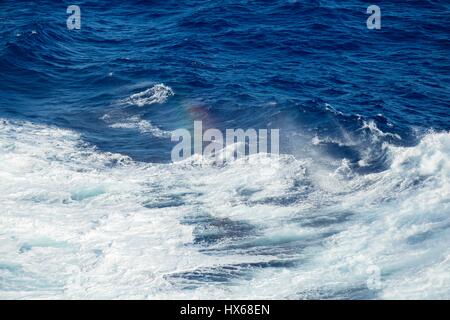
[0,0,449,163]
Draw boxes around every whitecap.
[108,115,171,138]
[126,83,174,107]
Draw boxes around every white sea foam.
[126,83,174,107]
[108,115,171,138]
[0,119,448,299]
[101,83,174,137]
[360,120,402,141]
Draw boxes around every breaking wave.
[125,84,174,107]
[1,0,449,300]
[0,119,448,299]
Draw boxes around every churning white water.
[0,119,448,299]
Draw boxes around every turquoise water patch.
[70,186,106,201]
[19,239,69,253]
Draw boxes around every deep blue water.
[0,1,449,299]
[1,0,449,162]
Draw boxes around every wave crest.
[126,84,174,107]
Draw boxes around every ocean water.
[0,0,449,299]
